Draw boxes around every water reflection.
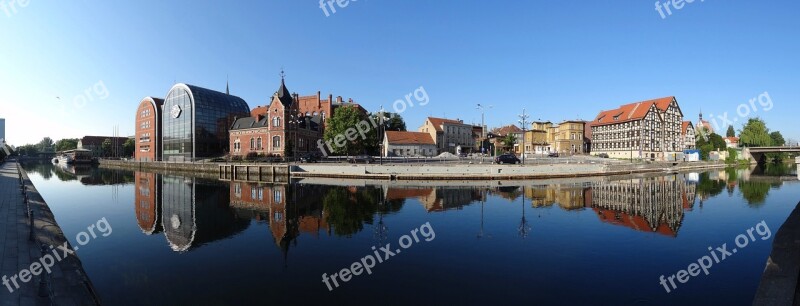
[589,175,695,237]
[130,164,798,254]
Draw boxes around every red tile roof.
[593,96,676,126]
[681,121,693,135]
[493,125,523,136]
[426,117,466,132]
[385,131,435,145]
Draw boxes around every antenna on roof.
[226,74,230,95]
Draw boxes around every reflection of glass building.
[160,175,250,252]
[162,84,250,161]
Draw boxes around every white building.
[591,96,685,160]
[383,131,436,157]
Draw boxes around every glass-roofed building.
[162,83,250,161]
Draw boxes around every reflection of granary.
[135,172,162,235]
[525,185,591,210]
[590,175,696,237]
[161,175,250,252]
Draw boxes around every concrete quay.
[0,161,99,306]
[290,161,728,180]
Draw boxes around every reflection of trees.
[322,187,380,237]
[738,181,772,206]
[697,172,726,202]
[23,161,55,180]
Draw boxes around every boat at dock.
[57,149,96,164]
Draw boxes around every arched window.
[321,112,326,120]
[257,137,262,150]
[313,111,318,116]
[272,136,281,148]
[272,116,281,127]
[250,138,255,149]
[306,112,311,116]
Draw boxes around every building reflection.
[383,187,482,212]
[588,174,697,237]
[134,172,162,235]
[228,182,331,259]
[524,185,591,210]
[142,174,251,252]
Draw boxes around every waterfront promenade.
[0,161,98,306]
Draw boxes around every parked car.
[598,153,609,158]
[348,155,375,164]
[548,152,559,158]
[299,153,319,163]
[495,154,521,164]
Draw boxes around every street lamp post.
[477,104,493,163]
[518,108,530,164]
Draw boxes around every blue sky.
[1,0,798,146]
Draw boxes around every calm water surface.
[21,162,800,305]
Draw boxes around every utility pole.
[477,104,492,163]
[518,109,529,164]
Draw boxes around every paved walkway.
[0,162,98,306]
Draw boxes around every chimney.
[348,98,353,104]
[336,96,343,104]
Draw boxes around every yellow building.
[553,120,586,155]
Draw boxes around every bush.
[231,155,243,162]
[246,152,259,161]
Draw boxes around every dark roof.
[180,84,250,112]
[276,79,293,107]
[230,115,322,132]
[230,116,268,130]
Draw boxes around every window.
[272,117,281,127]
[250,138,255,149]
[273,136,281,148]
[274,189,283,202]
[257,137,262,150]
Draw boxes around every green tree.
[122,138,135,157]
[376,112,407,132]
[739,118,772,147]
[500,133,517,152]
[284,139,294,159]
[323,106,370,156]
[101,139,112,157]
[726,125,736,137]
[769,131,785,146]
[38,137,55,152]
[708,133,726,150]
[55,138,79,152]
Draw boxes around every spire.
[276,69,292,106]
[226,75,229,95]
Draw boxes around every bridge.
[742,146,800,163]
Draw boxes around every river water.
[20,162,800,305]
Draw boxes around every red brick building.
[229,78,323,158]
[134,96,164,161]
